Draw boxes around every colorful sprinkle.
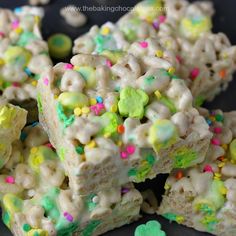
[159,15,166,23]
[203,164,214,173]
[64,212,73,222]
[190,68,200,80]
[64,63,73,70]
[105,59,112,67]
[213,127,222,134]
[43,77,49,86]
[5,176,15,184]
[96,96,103,104]
[175,171,183,180]
[121,187,130,194]
[117,124,125,134]
[139,41,148,48]
[126,145,135,155]
[22,224,31,232]
[211,138,221,146]
[215,114,224,122]
[219,69,226,79]
[120,151,128,159]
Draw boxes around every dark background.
[0,0,235,235]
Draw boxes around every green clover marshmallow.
[135,220,166,236]
[118,87,149,119]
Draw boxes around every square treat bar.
[0,99,27,170]
[73,0,236,103]
[38,53,212,195]
[0,6,52,122]
[0,123,142,236]
[158,109,236,236]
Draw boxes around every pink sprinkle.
[211,138,221,146]
[90,103,104,116]
[106,59,112,67]
[126,145,135,155]
[64,63,73,70]
[203,165,214,173]
[159,15,166,23]
[176,55,182,64]
[45,143,53,148]
[190,68,200,80]
[214,127,222,134]
[0,32,5,37]
[120,151,128,159]
[5,176,15,184]
[12,82,20,87]
[43,77,49,86]
[63,212,73,222]
[97,103,105,109]
[139,41,148,48]
[12,20,19,29]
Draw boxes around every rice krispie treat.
[0,7,52,121]
[37,53,212,196]
[158,109,236,236]
[0,99,27,170]
[73,0,236,103]
[0,123,142,236]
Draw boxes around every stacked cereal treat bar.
[37,53,212,196]
[0,99,27,170]
[158,109,236,236]
[0,6,52,121]
[0,123,142,236]
[73,0,236,103]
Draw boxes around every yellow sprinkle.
[104,133,111,138]
[74,107,82,116]
[155,50,163,58]
[176,216,185,223]
[164,183,171,190]
[54,95,58,99]
[110,104,118,113]
[101,26,110,35]
[14,27,23,34]
[82,106,90,114]
[218,162,225,168]
[90,98,97,105]
[220,187,227,195]
[117,140,122,147]
[34,15,40,24]
[214,177,220,180]
[209,116,215,122]
[0,58,5,65]
[86,140,96,148]
[31,80,37,87]
[154,90,162,99]
[214,173,221,178]
[168,67,175,75]
[81,154,86,162]
[30,147,38,154]
[222,144,228,150]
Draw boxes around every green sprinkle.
[22,223,31,232]
[2,211,10,226]
[37,93,43,113]
[145,75,155,84]
[82,220,101,236]
[162,213,178,222]
[58,148,66,161]
[215,114,224,122]
[86,194,97,211]
[194,95,205,107]
[128,168,137,177]
[146,154,155,165]
[75,146,84,155]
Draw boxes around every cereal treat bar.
[0,123,142,236]
[38,53,212,195]
[0,99,27,170]
[0,7,52,121]
[158,109,236,236]
[73,0,236,102]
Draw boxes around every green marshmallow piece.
[17,31,38,47]
[118,87,149,119]
[58,92,89,110]
[135,220,166,236]
[48,34,72,59]
[4,46,31,68]
[75,66,97,89]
